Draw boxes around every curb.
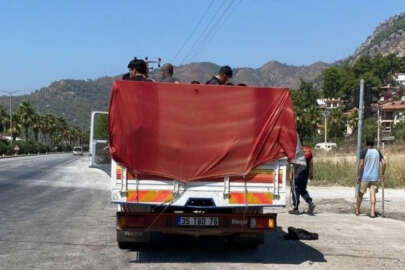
[0,152,67,160]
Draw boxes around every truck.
[89,81,300,249]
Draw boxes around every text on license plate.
[176,216,219,226]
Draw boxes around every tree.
[16,101,36,141]
[346,108,359,136]
[0,105,9,136]
[327,108,347,138]
[291,80,321,142]
[32,113,41,142]
[392,121,405,142]
[322,67,342,98]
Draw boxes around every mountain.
[0,61,329,130]
[350,12,405,63]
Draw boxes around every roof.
[380,100,405,111]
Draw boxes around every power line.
[187,0,240,61]
[205,0,242,46]
[180,0,230,65]
[171,0,216,63]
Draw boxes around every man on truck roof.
[160,63,180,83]
[122,58,152,81]
[206,65,233,85]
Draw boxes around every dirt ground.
[282,186,405,221]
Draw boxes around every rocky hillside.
[0,61,328,130]
[350,12,405,62]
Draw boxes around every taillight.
[116,165,122,180]
[250,217,275,229]
[118,216,145,228]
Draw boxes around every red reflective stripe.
[230,192,246,204]
[254,193,271,204]
[153,190,172,202]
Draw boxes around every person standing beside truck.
[289,145,316,215]
[356,136,386,218]
[206,65,233,85]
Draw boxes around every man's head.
[217,65,233,84]
[128,59,148,78]
[161,63,174,79]
[366,136,375,147]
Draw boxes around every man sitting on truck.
[206,65,233,85]
[122,58,152,81]
[160,63,180,83]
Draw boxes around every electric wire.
[180,0,230,65]
[171,0,216,63]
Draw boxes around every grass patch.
[312,156,405,188]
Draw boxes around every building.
[316,98,343,110]
[395,73,405,86]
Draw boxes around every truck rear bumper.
[117,212,277,236]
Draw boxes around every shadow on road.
[127,227,326,264]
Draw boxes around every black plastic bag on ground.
[283,226,318,240]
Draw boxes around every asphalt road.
[0,154,404,270]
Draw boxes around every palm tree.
[0,105,9,137]
[54,116,68,145]
[10,114,21,141]
[31,113,41,142]
[41,114,56,145]
[16,101,36,141]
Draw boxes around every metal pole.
[9,95,12,139]
[377,105,380,149]
[355,79,364,198]
[324,112,327,143]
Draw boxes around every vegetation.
[312,154,405,188]
[367,14,405,51]
[0,101,88,155]
[291,54,405,146]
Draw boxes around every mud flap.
[117,229,151,249]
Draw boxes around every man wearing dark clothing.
[206,65,233,85]
[289,146,315,215]
[122,58,152,81]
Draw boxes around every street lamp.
[323,109,330,144]
[0,90,21,140]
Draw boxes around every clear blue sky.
[0,0,404,93]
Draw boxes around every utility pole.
[324,112,327,143]
[323,110,329,143]
[0,90,19,140]
[355,79,364,198]
[377,104,381,149]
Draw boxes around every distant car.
[73,146,83,155]
[314,142,337,151]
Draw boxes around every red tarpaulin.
[108,81,297,182]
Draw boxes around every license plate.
[176,216,219,227]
